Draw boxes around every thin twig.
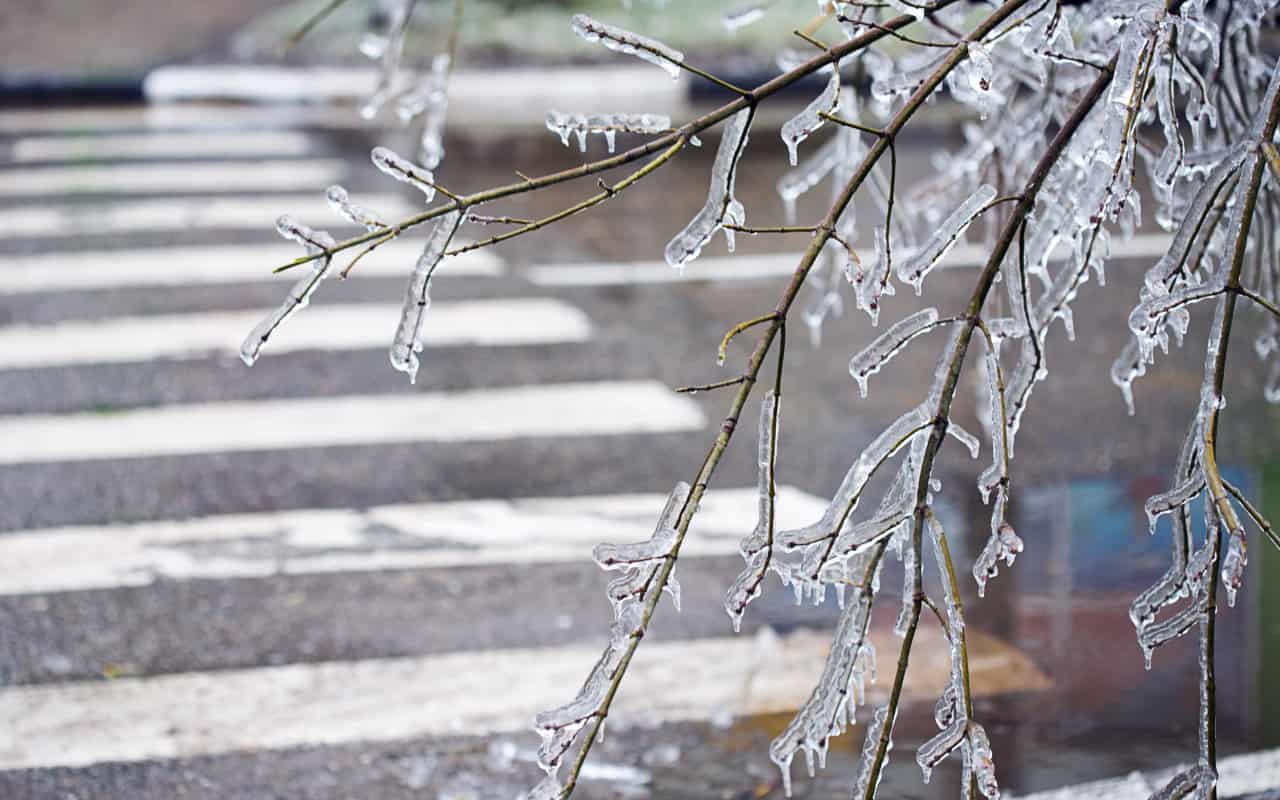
[268,0,970,276]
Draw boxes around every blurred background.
[0,1,1278,798]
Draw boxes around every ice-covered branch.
[571,14,685,78]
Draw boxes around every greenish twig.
[285,0,352,48]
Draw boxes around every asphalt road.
[0,101,1277,799]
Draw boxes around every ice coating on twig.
[781,70,840,167]
[1221,527,1247,608]
[527,483,689,788]
[325,185,386,232]
[371,146,437,201]
[776,405,930,567]
[389,210,462,383]
[571,14,685,78]
[240,216,336,366]
[1144,473,1206,532]
[545,111,671,153]
[947,422,981,459]
[848,308,940,398]
[968,722,1000,798]
[664,108,753,270]
[408,54,451,169]
[973,522,1023,599]
[768,590,873,797]
[358,0,413,119]
[853,705,892,799]
[726,391,779,632]
[1148,764,1216,800]
[896,184,997,294]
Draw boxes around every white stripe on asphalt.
[0,159,347,196]
[0,104,374,134]
[0,625,1048,770]
[1009,748,1280,799]
[0,299,591,369]
[0,240,501,294]
[524,234,1176,286]
[0,381,705,465]
[0,193,419,241]
[0,486,827,595]
[10,130,315,162]
[144,66,690,131]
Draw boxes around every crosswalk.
[0,104,1063,797]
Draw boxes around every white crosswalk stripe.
[1009,749,1280,799]
[9,130,315,161]
[0,299,591,368]
[0,381,706,465]
[0,240,501,293]
[0,104,374,134]
[0,158,348,196]
[0,487,826,595]
[0,624,1047,771]
[524,234,1175,286]
[0,193,419,243]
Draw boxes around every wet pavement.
[0,100,1277,800]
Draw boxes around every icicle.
[665,108,752,270]
[894,538,918,636]
[325,185,386,232]
[853,227,895,325]
[371,146,437,201]
[1144,473,1206,533]
[416,54,452,169]
[896,185,997,294]
[388,210,462,382]
[571,14,685,78]
[848,308,941,398]
[947,422,981,459]
[925,513,965,636]
[776,404,930,555]
[973,522,1022,598]
[781,70,840,167]
[358,0,412,119]
[916,718,966,784]
[519,771,565,800]
[545,111,671,153]
[968,722,1000,798]
[768,591,873,797]
[530,484,689,780]
[726,392,779,631]
[1221,528,1247,608]
[1111,338,1146,416]
[777,134,842,224]
[240,216,336,366]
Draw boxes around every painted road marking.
[0,190,412,242]
[0,625,1048,770]
[0,104,372,134]
[0,486,826,595]
[0,299,591,369]
[0,240,499,293]
[524,234,1176,286]
[0,380,706,465]
[0,159,347,196]
[10,130,315,162]
[1010,747,1280,799]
